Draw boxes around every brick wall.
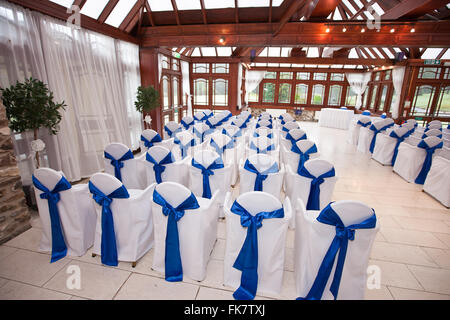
[0,104,31,244]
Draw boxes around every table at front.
[318,108,354,130]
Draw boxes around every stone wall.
[0,104,31,244]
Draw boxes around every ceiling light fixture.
[342,27,347,32]
[219,37,225,44]
[326,28,330,33]
[410,28,415,33]
[361,28,365,33]
[390,28,395,33]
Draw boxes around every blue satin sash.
[369,123,394,153]
[89,181,130,267]
[210,138,235,156]
[414,140,444,184]
[357,120,371,127]
[243,160,278,191]
[141,133,162,149]
[389,131,408,166]
[253,131,274,139]
[285,132,306,144]
[297,203,377,300]
[174,137,196,159]
[362,111,371,116]
[32,175,72,263]
[104,150,134,182]
[232,121,247,129]
[193,127,214,143]
[249,141,275,154]
[222,128,242,141]
[153,190,200,282]
[291,143,318,174]
[256,122,273,129]
[191,157,224,198]
[194,113,208,121]
[298,166,336,210]
[231,200,284,300]
[146,152,174,183]
[181,119,194,130]
[422,133,443,139]
[164,125,182,138]
[205,119,218,129]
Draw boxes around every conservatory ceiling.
[11,0,450,67]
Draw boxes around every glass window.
[384,70,391,80]
[262,83,276,103]
[369,85,378,109]
[172,59,179,71]
[279,72,293,80]
[212,63,229,74]
[161,55,170,69]
[213,79,228,106]
[444,68,449,80]
[174,110,179,123]
[328,85,342,106]
[362,87,369,109]
[164,114,170,125]
[278,83,292,103]
[194,78,209,105]
[374,72,381,81]
[193,63,209,73]
[162,76,170,110]
[248,85,259,102]
[379,85,388,110]
[294,84,308,104]
[172,77,179,107]
[313,73,327,81]
[296,72,310,80]
[311,84,325,105]
[264,72,277,79]
[418,67,441,79]
[436,86,450,116]
[345,87,358,106]
[412,85,436,116]
[330,73,344,81]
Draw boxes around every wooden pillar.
[139,48,162,135]
[398,63,416,124]
[229,62,238,115]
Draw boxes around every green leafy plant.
[135,85,160,114]
[0,77,66,167]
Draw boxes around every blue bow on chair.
[164,125,182,138]
[231,200,284,300]
[146,152,174,183]
[414,140,444,184]
[191,157,224,198]
[249,141,275,154]
[32,175,72,263]
[193,127,214,143]
[205,118,218,129]
[194,113,207,122]
[291,143,318,173]
[222,128,242,141]
[298,166,336,210]
[153,190,200,282]
[285,132,306,144]
[356,120,371,128]
[297,203,377,300]
[141,134,162,149]
[362,111,371,116]
[174,137,196,159]
[243,160,278,191]
[181,119,194,130]
[232,121,247,129]
[389,131,408,166]
[104,150,134,182]
[210,138,235,156]
[369,123,393,153]
[89,181,130,267]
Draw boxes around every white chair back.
[104,143,142,189]
[257,119,272,128]
[144,146,188,186]
[428,120,442,128]
[164,121,182,139]
[424,129,443,137]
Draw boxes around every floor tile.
[369,259,423,290]
[4,228,42,252]
[380,227,447,249]
[393,216,450,234]
[388,286,450,300]
[407,265,450,295]
[370,242,437,267]
[0,281,72,300]
[0,246,18,260]
[364,285,394,300]
[421,247,450,269]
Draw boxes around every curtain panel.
[345,72,372,110]
[245,71,266,104]
[0,0,142,184]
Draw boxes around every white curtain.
[345,72,372,110]
[391,66,406,119]
[237,63,243,109]
[245,70,266,104]
[181,60,192,117]
[158,53,163,82]
[0,0,142,183]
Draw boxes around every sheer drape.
[237,63,243,109]
[181,60,192,116]
[391,66,406,119]
[345,72,372,110]
[245,71,266,104]
[0,0,142,184]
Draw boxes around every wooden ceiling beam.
[234,0,239,24]
[170,0,181,25]
[242,56,393,66]
[98,0,120,24]
[144,1,156,27]
[72,0,87,10]
[308,0,341,19]
[119,0,145,31]
[382,0,449,20]
[200,0,208,25]
[273,0,309,37]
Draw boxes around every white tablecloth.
[318,108,354,130]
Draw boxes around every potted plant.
[0,77,66,168]
[134,85,160,128]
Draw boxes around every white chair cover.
[423,156,450,208]
[143,146,188,187]
[294,199,379,300]
[348,116,371,146]
[281,122,300,138]
[285,159,337,229]
[164,121,182,139]
[140,129,174,153]
[393,136,443,183]
[247,136,280,162]
[151,182,220,281]
[283,139,319,174]
[372,126,410,166]
[104,142,144,189]
[238,154,285,199]
[33,168,97,257]
[181,115,195,130]
[90,173,155,264]
[256,119,272,129]
[193,122,214,145]
[223,191,292,297]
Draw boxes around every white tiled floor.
[0,121,449,300]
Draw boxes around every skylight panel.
[364,49,376,59]
[204,0,235,9]
[292,64,304,68]
[216,47,232,56]
[421,48,444,59]
[353,0,363,9]
[372,47,385,59]
[149,0,173,12]
[359,50,368,59]
[268,63,279,67]
[382,48,395,59]
[349,48,359,59]
[344,65,356,69]
[364,10,374,20]
[393,47,402,53]
[371,3,384,16]
[333,7,342,20]
[239,0,270,8]
[175,0,201,10]
[441,49,450,59]
[49,0,73,8]
[191,48,201,57]
[255,63,267,67]
[281,47,291,57]
[280,63,291,68]
[201,47,217,56]
[304,64,316,68]
[318,65,329,68]
[342,0,357,14]
[80,0,110,19]
[105,0,138,28]
[268,47,281,57]
[306,47,319,58]
[258,48,268,57]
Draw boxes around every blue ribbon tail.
[165,214,183,282]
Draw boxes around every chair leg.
[132,261,137,268]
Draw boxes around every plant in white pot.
[1,77,66,168]
[135,85,160,129]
